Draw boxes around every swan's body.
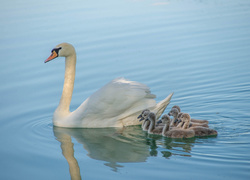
[45,43,173,128]
[159,114,195,138]
[164,127,195,139]
[190,126,217,137]
[179,113,217,137]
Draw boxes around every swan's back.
[77,78,156,117]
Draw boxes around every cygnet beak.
[137,114,142,119]
[139,117,145,122]
[157,120,162,124]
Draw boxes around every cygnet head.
[137,109,150,122]
[168,108,180,117]
[145,112,156,122]
[177,112,183,119]
[45,43,76,63]
[171,105,181,112]
[180,113,191,123]
[157,114,171,124]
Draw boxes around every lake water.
[1,0,250,179]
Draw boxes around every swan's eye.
[51,47,62,54]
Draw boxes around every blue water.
[1,0,250,179]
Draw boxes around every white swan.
[45,43,173,128]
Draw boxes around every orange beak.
[44,51,58,63]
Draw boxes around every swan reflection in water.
[53,125,196,179]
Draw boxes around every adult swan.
[45,43,173,128]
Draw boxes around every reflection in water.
[54,126,149,171]
[55,131,81,180]
[53,126,197,179]
[146,134,195,158]
[161,138,196,158]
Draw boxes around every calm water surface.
[1,0,250,179]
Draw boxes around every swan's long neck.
[56,54,76,116]
[173,113,178,122]
[148,118,155,134]
[182,119,190,129]
[142,120,150,131]
[162,123,170,136]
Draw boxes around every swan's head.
[157,114,171,124]
[45,43,76,63]
[171,105,181,112]
[168,108,179,117]
[137,109,150,121]
[179,113,191,123]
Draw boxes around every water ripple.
[1,0,250,179]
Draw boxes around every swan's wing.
[73,78,157,126]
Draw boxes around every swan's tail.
[152,92,174,119]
